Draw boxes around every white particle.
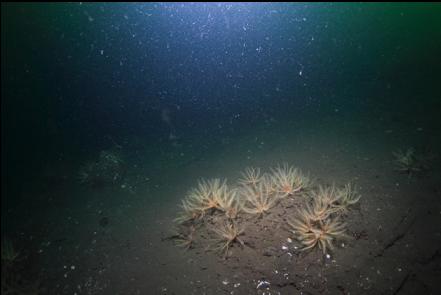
[256,280,270,289]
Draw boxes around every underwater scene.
[1,3,441,295]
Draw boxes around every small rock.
[99,217,109,227]
[262,247,277,257]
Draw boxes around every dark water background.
[2,2,441,212]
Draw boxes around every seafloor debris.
[256,279,271,289]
